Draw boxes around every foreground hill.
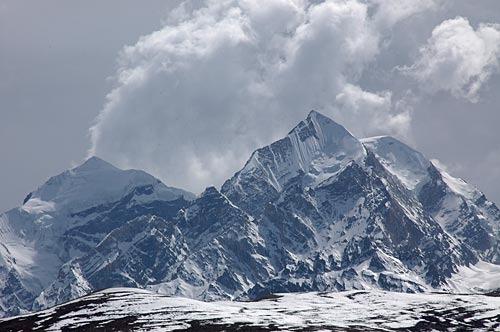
[0,288,499,331]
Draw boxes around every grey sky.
[1,0,499,212]
[0,0,181,210]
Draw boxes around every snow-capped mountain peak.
[22,156,193,215]
[289,110,359,149]
[0,157,195,317]
[361,135,430,191]
[286,110,366,172]
[362,135,500,265]
[221,111,366,215]
[73,155,118,171]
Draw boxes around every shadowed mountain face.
[0,111,499,317]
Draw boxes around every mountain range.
[0,111,499,318]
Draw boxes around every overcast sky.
[1,0,499,212]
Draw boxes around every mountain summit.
[221,111,366,215]
[0,112,498,317]
[23,156,194,215]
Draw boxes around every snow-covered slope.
[362,135,500,263]
[1,288,499,331]
[361,136,430,191]
[0,111,499,318]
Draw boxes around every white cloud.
[369,0,439,29]
[404,16,500,102]
[89,0,437,193]
[334,84,412,139]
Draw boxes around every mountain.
[362,135,500,263]
[0,157,194,317]
[0,111,499,318]
[2,288,499,331]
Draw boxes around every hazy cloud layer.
[405,16,500,102]
[89,0,437,193]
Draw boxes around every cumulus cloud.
[334,84,412,139]
[404,16,500,102]
[89,0,437,193]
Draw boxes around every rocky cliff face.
[0,111,498,317]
